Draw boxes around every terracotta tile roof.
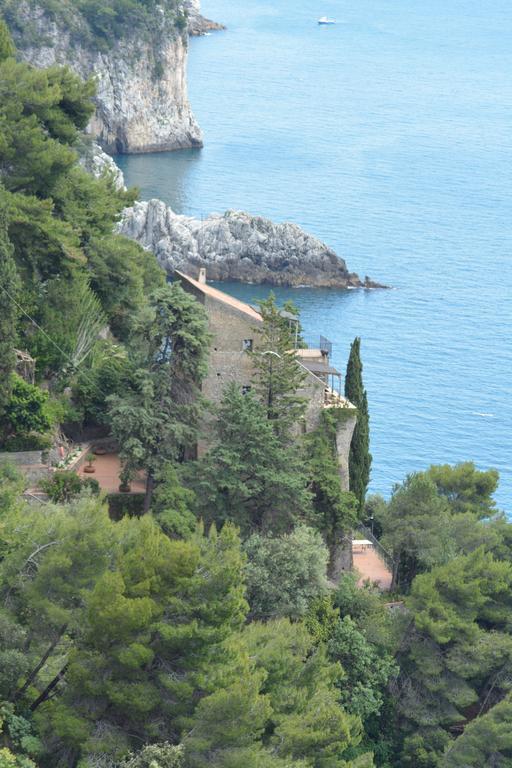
[176,271,262,322]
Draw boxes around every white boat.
[318,16,336,24]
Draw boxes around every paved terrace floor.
[78,453,146,494]
[352,543,393,591]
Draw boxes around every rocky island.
[119,199,378,288]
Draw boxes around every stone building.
[176,269,357,490]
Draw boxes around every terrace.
[295,345,355,410]
[77,451,146,494]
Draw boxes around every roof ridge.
[175,270,262,322]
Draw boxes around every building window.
[242,339,253,351]
[241,385,252,395]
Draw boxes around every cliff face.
[119,199,367,287]
[9,2,202,154]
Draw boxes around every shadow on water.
[117,148,203,212]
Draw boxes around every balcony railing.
[302,335,333,355]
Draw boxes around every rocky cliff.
[78,141,126,190]
[5,1,202,154]
[119,199,370,287]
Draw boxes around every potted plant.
[118,465,132,493]
[93,444,107,456]
[83,453,96,473]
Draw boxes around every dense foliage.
[0,205,19,419]
[190,384,312,535]
[0,17,511,768]
[107,283,209,508]
[0,18,166,450]
[249,294,307,437]
[0,0,188,52]
[307,409,361,578]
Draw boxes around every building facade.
[176,269,357,492]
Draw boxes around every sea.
[117,0,512,510]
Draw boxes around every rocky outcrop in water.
[7,1,202,154]
[119,199,370,287]
[185,0,225,35]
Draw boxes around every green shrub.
[41,471,99,503]
[0,432,52,452]
[1,374,51,439]
[244,525,329,620]
[73,343,132,426]
[107,492,145,520]
[119,742,184,768]
[174,11,187,31]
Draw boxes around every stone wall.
[201,296,260,403]
[294,372,357,491]
[0,450,43,466]
[185,288,261,455]
[334,412,357,491]
[0,450,50,485]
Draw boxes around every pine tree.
[0,19,15,62]
[250,293,307,438]
[191,384,312,535]
[344,337,372,511]
[108,282,210,510]
[0,203,20,421]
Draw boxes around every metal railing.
[320,335,333,357]
[302,335,334,357]
[356,523,396,572]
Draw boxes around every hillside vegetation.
[0,0,187,51]
[0,19,511,768]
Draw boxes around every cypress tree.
[0,203,20,420]
[344,337,372,510]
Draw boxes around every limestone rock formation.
[119,199,367,287]
[185,0,225,36]
[8,1,202,154]
[78,141,126,190]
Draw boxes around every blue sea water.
[117,0,512,509]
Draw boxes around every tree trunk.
[391,554,400,592]
[30,663,69,711]
[328,534,353,583]
[144,471,155,513]
[14,623,67,700]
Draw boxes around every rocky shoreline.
[118,198,386,289]
[185,0,225,36]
